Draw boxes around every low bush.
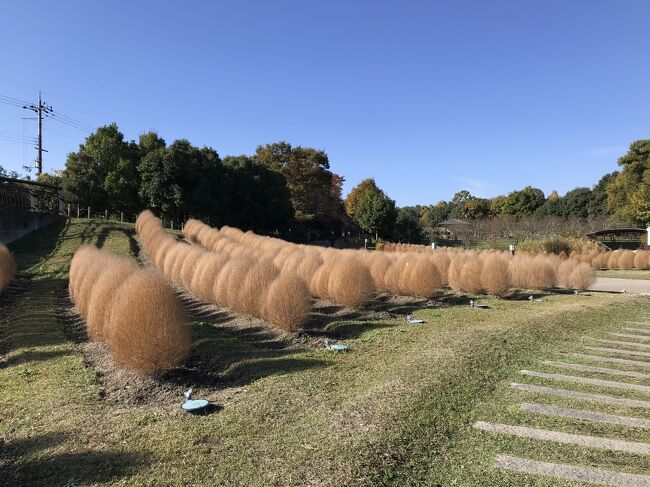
[69,245,191,374]
[481,254,510,296]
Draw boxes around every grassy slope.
[1,219,648,486]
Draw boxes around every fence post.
[67,203,71,217]
[171,220,174,230]
[181,222,184,232]
[77,206,80,218]
[87,206,91,219]
[120,212,124,223]
[104,209,108,220]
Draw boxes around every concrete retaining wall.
[0,208,64,244]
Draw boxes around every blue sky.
[1,1,648,206]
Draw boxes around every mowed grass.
[1,219,648,486]
[594,268,650,280]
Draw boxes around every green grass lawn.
[594,269,650,280]
[1,219,648,486]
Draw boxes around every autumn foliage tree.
[255,141,345,231]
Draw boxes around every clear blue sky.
[1,1,648,206]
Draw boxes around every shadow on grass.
[95,223,140,258]
[1,431,151,486]
[2,349,70,368]
[322,320,398,339]
[8,218,75,275]
[163,318,328,390]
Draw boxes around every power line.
[0,135,36,145]
[0,94,31,105]
[50,114,93,133]
[0,130,37,142]
[52,110,94,131]
[1,91,96,174]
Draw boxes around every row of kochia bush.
[0,242,16,294]
[181,218,593,296]
[69,246,191,374]
[136,211,311,332]
[570,248,650,270]
[383,241,650,270]
[136,211,594,333]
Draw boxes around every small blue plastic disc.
[181,399,209,411]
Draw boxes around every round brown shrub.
[107,269,191,374]
[75,256,108,315]
[309,265,331,298]
[447,255,465,292]
[368,254,391,291]
[481,254,510,296]
[618,250,635,270]
[263,275,310,332]
[525,255,556,290]
[239,260,279,316]
[407,257,442,297]
[634,251,650,270]
[179,247,205,288]
[327,257,374,308]
[566,262,593,290]
[458,258,483,294]
[85,259,138,340]
[557,259,577,288]
[191,253,228,301]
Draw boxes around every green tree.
[222,155,293,231]
[607,140,650,225]
[345,178,376,218]
[353,182,397,239]
[62,123,139,213]
[62,150,107,209]
[393,207,424,242]
[0,165,21,179]
[500,186,545,216]
[451,190,473,205]
[588,172,617,217]
[138,140,226,222]
[461,198,492,219]
[422,201,452,226]
[561,187,592,218]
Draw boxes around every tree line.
[49,124,348,236]
[342,139,649,243]
[11,127,649,243]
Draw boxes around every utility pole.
[22,92,52,175]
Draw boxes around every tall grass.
[69,245,191,374]
[0,242,16,293]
